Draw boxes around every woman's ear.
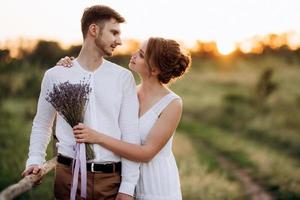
[151,67,161,76]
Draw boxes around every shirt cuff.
[26,156,45,168]
[118,181,135,196]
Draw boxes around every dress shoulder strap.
[152,92,181,117]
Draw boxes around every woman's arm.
[73,98,182,162]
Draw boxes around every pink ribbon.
[70,143,87,200]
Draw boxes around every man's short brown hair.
[81,5,125,39]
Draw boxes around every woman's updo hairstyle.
[145,37,191,84]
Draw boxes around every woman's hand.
[73,123,99,144]
[56,56,75,67]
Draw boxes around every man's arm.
[25,71,56,168]
[118,71,140,197]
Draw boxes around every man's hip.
[54,154,121,200]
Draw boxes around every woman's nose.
[131,52,137,59]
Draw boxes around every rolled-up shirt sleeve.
[26,70,56,168]
[118,71,140,196]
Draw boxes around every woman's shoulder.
[166,90,181,101]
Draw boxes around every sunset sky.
[1,0,300,54]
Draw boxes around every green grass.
[0,98,55,200]
[178,119,300,199]
[174,133,245,200]
[1,55,300,199]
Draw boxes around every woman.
[57,37,191,200]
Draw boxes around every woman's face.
[129,40,149,75]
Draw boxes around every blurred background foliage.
[0,37,300,199]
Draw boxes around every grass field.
[0,55,299,199]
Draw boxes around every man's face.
[95,18,122,57]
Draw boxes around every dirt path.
[199,141,274,200]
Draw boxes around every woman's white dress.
[135,92,182,200]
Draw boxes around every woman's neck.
[138,78,169,99]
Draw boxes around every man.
[22,5,140,200]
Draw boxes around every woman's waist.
[141,153,176,164]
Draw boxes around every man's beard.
[95,37,113,57]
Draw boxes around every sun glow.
[1,0,300,56]
[216,41,236,55]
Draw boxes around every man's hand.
[115,193,133,200]
[21,165,43,186]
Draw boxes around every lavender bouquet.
[45,78,95,160]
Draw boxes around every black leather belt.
[57,154,121,173]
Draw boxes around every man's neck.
[77,42,104,72]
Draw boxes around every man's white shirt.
[26,59,140,196]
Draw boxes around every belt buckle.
[112,163,115,173]
[91,163,95,173]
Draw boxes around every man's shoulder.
[44,65,72,78]
[104,59,132,75]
